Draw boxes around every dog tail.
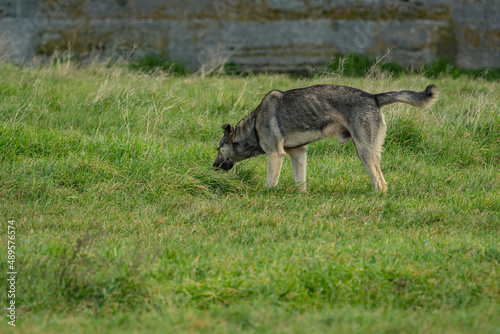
[375,85,439,108]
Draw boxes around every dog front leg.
[266,151,286,187]
[287,146,307,190]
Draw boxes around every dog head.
[213,123,239,171]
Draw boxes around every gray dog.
[213,84,439,192]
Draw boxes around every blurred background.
[1,0,499,72]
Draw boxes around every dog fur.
[213,84,439,192]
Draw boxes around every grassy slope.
[0,62,499,333]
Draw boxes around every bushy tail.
[375,85,439,108]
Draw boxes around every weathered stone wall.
[1,0,499,70]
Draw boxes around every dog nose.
[213,159,234,171]
[213,158,224,170]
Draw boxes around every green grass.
[128,53,189,75]
[323,53,500,81]
[0,60,499,333]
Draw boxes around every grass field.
[0,59,499,333]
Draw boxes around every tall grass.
[0,58,499,333]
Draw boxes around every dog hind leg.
[352,140,387,192]
[375,163,388,192]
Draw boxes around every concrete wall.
[1,0,499,71]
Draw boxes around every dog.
[213,84,438,192]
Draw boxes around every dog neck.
[233,111,266,158]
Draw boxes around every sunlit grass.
[0,59,499,333]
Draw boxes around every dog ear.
[221,124,235,141]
